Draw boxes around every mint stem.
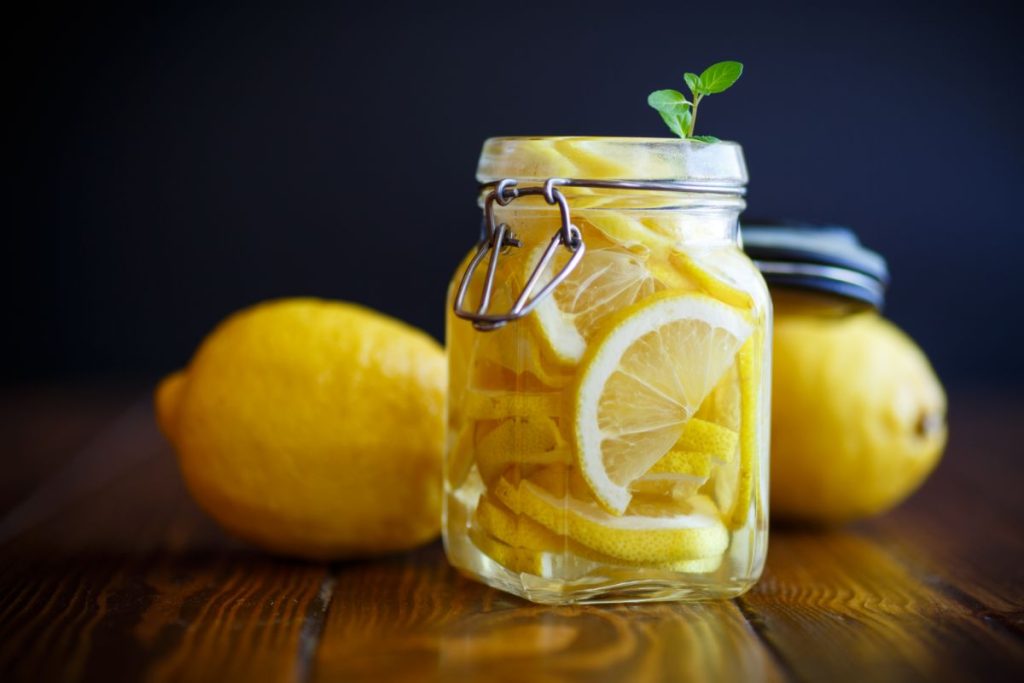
[689,94,702,136]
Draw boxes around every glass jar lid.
[740,223,890,310]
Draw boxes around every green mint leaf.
[648,62,742,138]
[684,72,701,96]
[697,61,743,94]
[658,110,687,138]
[647,89,692,116]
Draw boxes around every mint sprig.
[648,61,743,141]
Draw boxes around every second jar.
[444,137,771,604]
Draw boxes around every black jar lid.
[740,223,890,310]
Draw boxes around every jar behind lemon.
[444,137,771,604]
[742,226,947,524]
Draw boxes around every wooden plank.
[312,543,786,683]
[3,389,1024,682]
[739,529,1024,682]
[0,403,331,683]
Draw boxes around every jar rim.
[476,136,748,187]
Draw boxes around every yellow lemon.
[155,298,446,559]
[771,310,947,524]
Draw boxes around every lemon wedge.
[572,291,753,513]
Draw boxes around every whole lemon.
[155,298,446,559]
[770,303,947,524]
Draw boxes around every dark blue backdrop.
[7,0,1022,389]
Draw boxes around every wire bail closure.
[452,178,585,331]
[452,176,745,331]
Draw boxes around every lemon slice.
[458,243,574,390]
[468,524,597,578]
[670,248,765,311]
[470,321,575,390]
[475,416,572,483]
[529,246,658,365]
[446,424,476,487]
[649,450,713,477]
[524,481,728,564]
[496,138,581,178]
[581,213,677,253]
[630,472,708,499]
[552,138,634,178]
[572,292,753,514]
[646,257,697,291]
[493,473,728,564]
[676,418,738,463]
[475,493,564,552]
[629,419,736,497]
[695,362,741,432]
[471,492,602,579]
[725,330,762,528]
[464,390,562,420]
[475,488,724,574]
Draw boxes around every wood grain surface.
[0,388,1021,682]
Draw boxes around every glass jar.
[443,137,772,604]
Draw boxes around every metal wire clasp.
[452,178,586,331]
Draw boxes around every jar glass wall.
[443,137,771,604]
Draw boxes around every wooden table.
[1,386,1022,682]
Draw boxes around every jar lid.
[740,223,890,310]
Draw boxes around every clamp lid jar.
[443,137,772,604]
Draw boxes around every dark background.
[7,0,1022,390]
